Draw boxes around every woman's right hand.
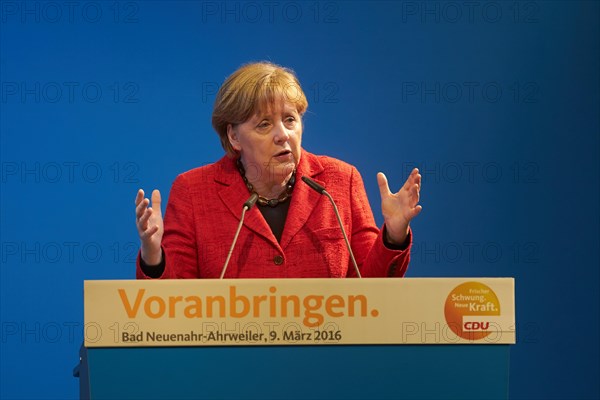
[135,189,164,265]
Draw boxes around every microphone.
[301,176,362,278]
[219,193,259,279]
[302,176,325,194]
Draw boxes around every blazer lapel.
[280,152,325,250]
[215,157,278,245]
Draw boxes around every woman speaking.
[135,62,422,279]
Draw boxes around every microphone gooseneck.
[301,176,362,278]
[219,193,259,279]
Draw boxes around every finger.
[140,224,159,240]
[405,172,421,193]
[402,181,419,202]
[406,194,417,209]
[377,172,392,197]
[151,189,162,215]
[407,184,420,207]
[409,168,420,182]
[413,170,422,189]
[138,207,153,230]
[136,198,150,219]
[411,205,423,219]
[402,170,416,191]
[404,205,423,223]
[415,183,420,202]
[135,189,145,206]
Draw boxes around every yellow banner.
[84,278,515,347]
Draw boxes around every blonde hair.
[212,62,308,157]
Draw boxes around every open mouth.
[274,149,292,157]
[273,150,293,163]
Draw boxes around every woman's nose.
[273,123,290,144]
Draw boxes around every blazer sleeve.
[346,167,412,278]
[136,173,200,279]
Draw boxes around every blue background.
[1,1,598,399]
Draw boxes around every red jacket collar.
[214,150,326,250]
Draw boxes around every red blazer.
[137,151,412,279]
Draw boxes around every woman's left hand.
[377,168,422,245]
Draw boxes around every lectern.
[75,278,515,399]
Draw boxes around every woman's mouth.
[274,150,293,162]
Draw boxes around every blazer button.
[273,255,284,265]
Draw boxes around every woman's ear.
[227,124,242,152]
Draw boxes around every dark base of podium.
[75,344,509,399]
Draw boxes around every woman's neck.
[238,158,293,199]
[249,174,291,199]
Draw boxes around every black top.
[256,199,291,243]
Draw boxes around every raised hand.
[135,189,164,265]
[377,168,422,245]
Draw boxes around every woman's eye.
[257,121,270,129]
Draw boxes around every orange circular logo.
[444,282,500,340]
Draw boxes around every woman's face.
[227,101,302,185]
